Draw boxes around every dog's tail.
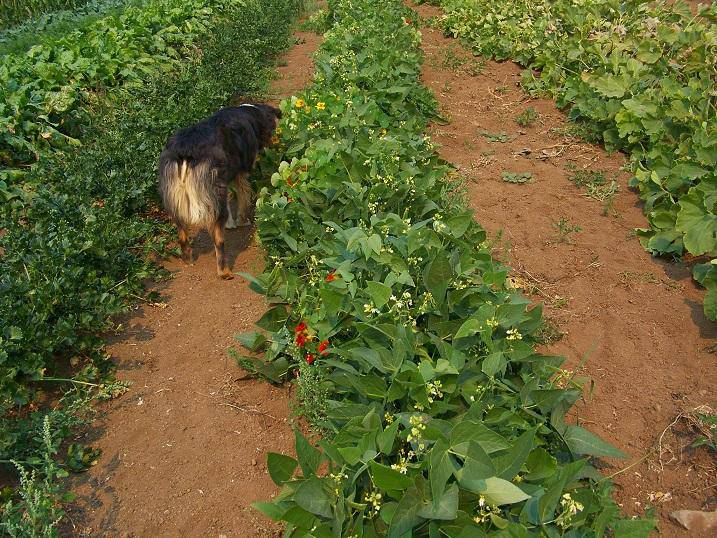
[159,157,218,227]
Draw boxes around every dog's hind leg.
[225,184,238,229]
[211,219,233,279]
[178,224,192,263]
[236,172,254,227]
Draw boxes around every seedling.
[553,217,581,243]
[501,171,532,184]
[479,129,516,143]
[568,168,619,215]
[536,318,564,344]
[516,107,539,127]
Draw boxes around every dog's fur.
[158,104,281,278]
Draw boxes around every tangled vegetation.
[434,0,717,321]
[0,0,303,533]
[235,0,655,534]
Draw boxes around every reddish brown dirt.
[414,3,716,535]
[63,29,321,538]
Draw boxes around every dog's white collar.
[239,103,259,109]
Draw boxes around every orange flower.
[325,271,336,282]
[318,340,329,356]
[295,333,307,347]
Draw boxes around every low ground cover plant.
[235,0,655,534]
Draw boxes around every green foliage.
[692,411,717,451]
[234,0,654,534]
[1,0,304,531]
[438,0,717,320]
[0,0,93,29]
[0,417,67,538]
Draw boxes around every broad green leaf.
[450,421,510,454]
[481,477,530,506]
[235,331,267,352]
[494,428,535,480]
[562,425,626,458]
[378,420,400,454]
[294,478,333,518]
[255,305,288,331]
[320,288,344,316]
[370,461,413,491]
[294,429,322,475]
[611,518,657,537]
[266,452,298,485]
[252,501,286,520]
[676,189,717,256]
[454,318,481,340]
[417,483,459,520]
[387,483,425,538]
[366,281,393,308]
[423,254,452,304]
[429,439,456,505]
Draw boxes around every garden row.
[432,0,717,321]
[0,0,303,533]
[0,0,93,29]
[236,0,655,535]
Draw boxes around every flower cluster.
[406,414,427,451]
[390,450,414,475]
[473,495,502,524]
[329,471,348,496]
[426,380,443,404]
[506,328,522,341]
[293,321,330,365]
[556,493,584,528]
[364,490,382,516]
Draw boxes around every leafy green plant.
[438,0,717,320]
[232,0,654,535]
[553,218,582,244]
[501,171,531,184]
[515,107,538,127]
[691,411,717,451]
[568,168,619,214]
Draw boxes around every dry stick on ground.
[605,405,716,482]
[220,402,277,420]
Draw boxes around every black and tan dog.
[158,103,281,279]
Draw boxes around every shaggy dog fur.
[158,103,281,278]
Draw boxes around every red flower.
[306,353,315,365]
[295,333,307,347]
[318,340,329,356]
[294,321,307,333]
[325,271,336,282]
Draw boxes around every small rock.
[670,510,717,532]
[251,458,257,466]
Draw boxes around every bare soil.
[414,3,716,535]
[63,29,322,538]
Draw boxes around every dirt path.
[414,4,716,535]
[63,29,321,538]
